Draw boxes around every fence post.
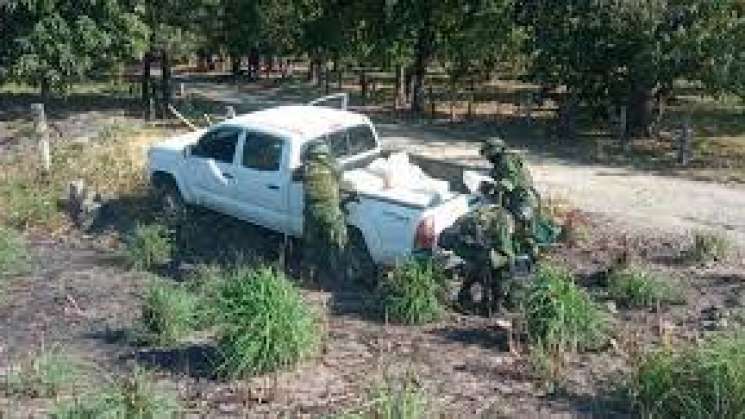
[620,106,629,153]
[31,103,51,175]
[360,70,367,106]
[226,105,236,119]
[429,84,435,120]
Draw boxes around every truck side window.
[242,132,283,171]
[192,128,240,163]
[347,125,376,154]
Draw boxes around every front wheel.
[345,229,377,288]
[155,180,187,222]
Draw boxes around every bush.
[125,223,172,270]
[140,280,199,345]
[688,230,732,263]
[53,368,179,418]
[631,335,745,418]
[523,263,607,352]
[4,345,80,398]
[215,267,320,377]
[379,257,447,325]
[608,266,682,308]
[0,226,29,279]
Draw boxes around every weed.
[140,280,199,345]
[342,378,428,419]
[125,223,173,270]
[607,266,683,308]
[0,226,29,278]
[378,257,447,325]
[688,230,732,263]
[53,367,179,418]
[0,179,60,230]
[630,335,745,418]
[523,263,607,352]
[4,345,80,398]
[215,266,320,378]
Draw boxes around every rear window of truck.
[303,124,377,161]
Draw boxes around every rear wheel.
[345,228,377,288]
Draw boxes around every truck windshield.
[306,124,377,160]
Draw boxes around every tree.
[518,0,745,137]
[1,0,148,101]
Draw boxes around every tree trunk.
[395,65,406,107]
[628,84,655,138]
[40,77,50,105]
[231,56,241,76]
[161,49,172,119]
[410,17,433,113]
[142,51,151,119]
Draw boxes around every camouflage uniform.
[303,142,348,282]
[439,205,515,314]
[481,137,540,261]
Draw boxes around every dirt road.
[378,121,745,247]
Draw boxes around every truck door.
[232,131,288,232]
[186,126,242,215]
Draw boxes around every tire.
[345,228,377,288]
[154,177,187,221]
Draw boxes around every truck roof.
[228,105,370,142]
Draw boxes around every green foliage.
[0,226,29,279]
[0,179,60,230]
[630,335,745,418]
[215,267,320,378]
[140,280,199,345]
[4,345,80,398]
[341,377,428,419]
[523,263,607,352]
[608,266,683,308]
[52,368,179,419]
[379,257,447,325]
[2,0,149,95]
[688,230,732,263]
[125,224,173,270]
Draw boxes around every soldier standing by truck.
[303,142,348,283]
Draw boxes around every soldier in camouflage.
[303,141,348,283]
[480,137,540,261]
[439,205,516,314]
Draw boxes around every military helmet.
[480,137,506,158]
[306,141,332,160]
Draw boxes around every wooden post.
[467,78,474,120]
[226,105,236,119]
[148,98,156,121]
[179,82,185,98]
[449,77,456,123]
[31,103,51,174]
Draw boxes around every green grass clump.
[0,179,60,230]
[630,335,745,418]
[608,266,683,308]
[215,266,320,378]
[523,263,607,352]
[140,280,199,345]
[341,378,428,419]
[688,230,732,263]
[0,226,29,278]
[53,368,179,418]
[379,257,446,325]
[4,346,80,398]
[125,223,173,270]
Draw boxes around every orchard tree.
[0,0,148,101]
[518,0,745,137]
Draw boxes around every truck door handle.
[222,172,234,179]
[266,184,279,190]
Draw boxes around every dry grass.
[0,124,167,233]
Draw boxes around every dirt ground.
[1,76,745,417]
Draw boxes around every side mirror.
[291,166,304,182]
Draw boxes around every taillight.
[414,216,436,250]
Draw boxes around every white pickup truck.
[147,102,476,277]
